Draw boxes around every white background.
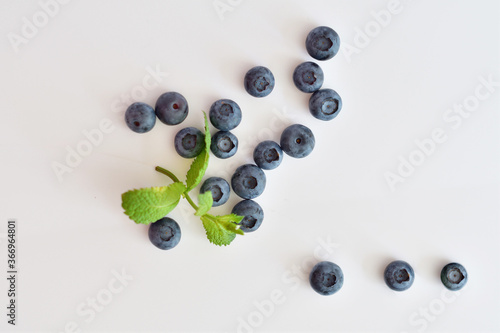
[0,0,499,332]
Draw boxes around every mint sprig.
[121,182,186,225]
[121,112,244,246]
[185,112,211,192]
[195,191,213,217]
[201,214,244,246]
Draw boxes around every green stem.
[155,166,199,211]
[155,166,181,183]
[184,192,199,211]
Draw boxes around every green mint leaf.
[216,214,245,236]
[219,218,245,235]
[215,213,244,224]
[201,215,237,246]
[186,112,211,192]
[122,182,186,225]
[195,191,213,216]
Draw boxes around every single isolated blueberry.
[209,99,242,131]
[155,92,188,125]
[384,260,415,291]
[253,140,283,170]
[244,66,275,98]
[293,62,324,93]
[125,102,156,133]
[148,217,181,250]
[309,261,344,295]
[231,164,266,199]
[211,131,238,159]
[200,177,230,207]
[309,88,342,121]
[280,124,315,158]
[174,127,204,158]
[306,26,340,61]
[441,263,467,291]
[231,199,264,232]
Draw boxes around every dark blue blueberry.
[211,131,238,159]
[293,62,324,93]
[155,92,188,125]
[309,89,342,121]
[174,127,204,158]
[209,99,242,131]
[309,261,344,295]
[231,199,264,232]
[384,260,414,291]
[253,140,283,170]
[306,26,340,61]
[148,217,181,250]
[231,164,266,199]
[200,177,230,207]
[244,66,275,98]
[280,124,315,158]
[125,102,156,133]
[441,263,467,291]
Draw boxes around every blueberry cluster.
[310,260,468,296]
[126,26,345,245]
[221,26,345,234]
[125,92,189,133]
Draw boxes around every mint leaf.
[219,219,244,235]
[195,191,213,216]
[216,213,244,224]
[186,112,211,192]
[201,215,237,246]
[122,182,186,225]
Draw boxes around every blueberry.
[309,261,344,295]
[148,217,181,250]
[125,102,156,133]
[174,127,204,158]
[306,26,340,61]
[211,131,238,159]
[231,164,266,199]
[441,263,467,291]
[231,199,264,232]
[384,260,415,291]
[280,124,315,158]
[209,99,242,131]
[309,89,342,121]
[253,140,283,170]
[200,177,230,207]
[244,66,275,98]
[293,62,324,93]
[155,92,188,125]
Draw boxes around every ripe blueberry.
[174,127,204,158]
[148,217,181,250]
[384,260,415,291]
[280,124,315,158]
[309,88,342,121]
[253,140,283,170]
[125,102,156,133]
[231,164,266,199]
[209,99,242,131]
[231,199,264,232]
[305,26,340,61]
[309,261,344,295]
[200,177,230,207]
[244,66,275,97]
[441,263,467,291]
[211,131,238,159]
[155,92,188,125]
[293,62,324,93]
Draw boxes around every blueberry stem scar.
[155,166,199,211]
